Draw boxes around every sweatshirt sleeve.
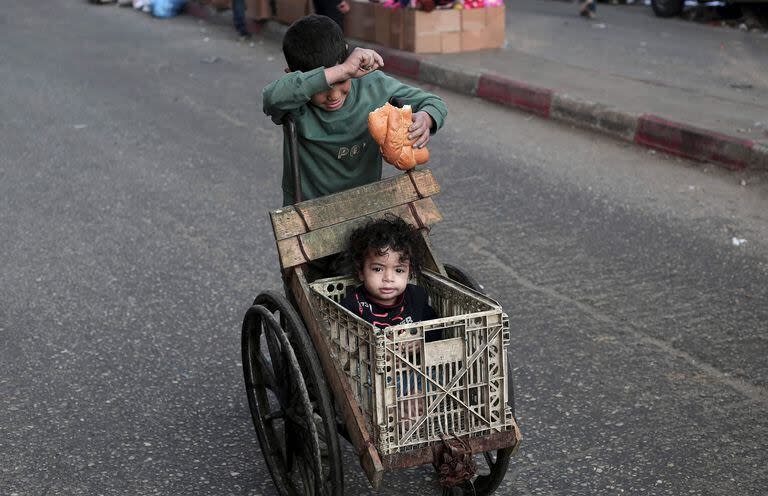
[381,73,448,133]
[262,67,330,124]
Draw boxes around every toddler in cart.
[341,216,439,427]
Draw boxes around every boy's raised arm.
[262,68,330,124]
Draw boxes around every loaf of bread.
[368,103,429,171]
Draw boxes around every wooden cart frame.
[241,117,521,496]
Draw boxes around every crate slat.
[275,197,443,269]
[270,169,440,241]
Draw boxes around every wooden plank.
[270,169,440,241]
[276,198,443,269]
[275,237,304,269]
[288,267,385,487]
[270,206,306,241]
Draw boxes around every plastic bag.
[152,0,186,18]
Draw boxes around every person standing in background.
[232,0,249,37]
[312,0,350,30]
[579,0,596,18]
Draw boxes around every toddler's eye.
[395,268,405,274]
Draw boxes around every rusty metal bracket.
[431,434,477,488]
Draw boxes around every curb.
[182,6,768,171]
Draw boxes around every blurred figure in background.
[313,0,350,30]
[579,0,597,18]
[233,0,249,37]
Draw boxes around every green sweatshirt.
[262,68,448,206]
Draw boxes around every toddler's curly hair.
[348,215,426,277]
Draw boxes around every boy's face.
[310,79,352,112]
[359,248,410,307]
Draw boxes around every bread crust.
[368,103,429,171]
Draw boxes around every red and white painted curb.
[182,5,768,171]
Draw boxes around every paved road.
[1,2,767,495]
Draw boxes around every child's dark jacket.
[341,283,438,329]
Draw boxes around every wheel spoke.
[297,454,317,495]
[264,322,284,380]
[256,353,277,390]
[264,409,285,422]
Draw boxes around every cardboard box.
[461,7,486,32]
[245,0,272,20]
[389,8,405,49]
[275,0,310,25]
[411,33,442,53]
[374,6,391,46]
[371,4,505,54]
[430,9,461,33]
[345,0,376,41]
[460,29,488,52]
[440,31,461,53]
[485,5,505,47]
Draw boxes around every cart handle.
[282,114,302,205]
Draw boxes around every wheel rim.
[242,291,343,496]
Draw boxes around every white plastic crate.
[310,270,515,455]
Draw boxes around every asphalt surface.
[2,2,768,495]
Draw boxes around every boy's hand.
[338,0,350,13]
[325,48,383,86]
[409,111,433,149]
[342,48,384,79]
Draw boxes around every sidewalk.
[185,0,768,171]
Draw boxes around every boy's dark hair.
[283,15,348,73]
[348,215,426,277]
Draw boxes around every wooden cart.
[241,119,521,496]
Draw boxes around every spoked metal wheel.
[242,290,343,496]
[443,264,517,496]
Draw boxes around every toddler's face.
[359,248,410,307]
[310,79,351,112]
